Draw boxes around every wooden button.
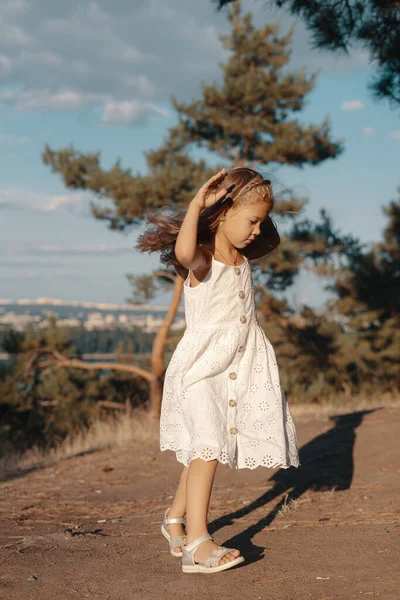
[229,399,237,407]
[240,315,247,324]
[229,372,237,380]
[230,427,238,434]
[238,291,245,299]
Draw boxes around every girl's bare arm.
[175,200,207,270]
[175,169,228,270]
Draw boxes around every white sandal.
[161,507,187,557]
[182,533,245,573]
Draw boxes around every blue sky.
[0,0,399,307]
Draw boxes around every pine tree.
[174,3,342,167]
[214,0,400,106]
[328,191,400,392]
[276,190,400,400]
[171,2,343,292]
[0,316,149,455]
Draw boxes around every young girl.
[137,166,300,574]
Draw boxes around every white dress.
[159,249,300,470]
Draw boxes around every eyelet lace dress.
[160,250,300,470]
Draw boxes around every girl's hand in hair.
[191,169,232,210]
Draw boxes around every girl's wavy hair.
[135,166,279,280]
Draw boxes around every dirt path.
[1,405,399,600]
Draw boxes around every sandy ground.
[1,404,399,600]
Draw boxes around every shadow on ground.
[209,408,379,564]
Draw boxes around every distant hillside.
[0,298,186,335]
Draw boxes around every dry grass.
[289,391,400,422]
[276,492,313,516]
[0,407,158,479]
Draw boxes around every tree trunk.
[150,274,184,424]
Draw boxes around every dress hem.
[160,445,301,471]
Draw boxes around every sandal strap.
[164,508,186,526]
[169,534,187,549]
[205,546,233,569]
[185,533,212,554]
[165,516,186,525]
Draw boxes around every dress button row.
[230,427,238,435]
[240,315,247,324]
[238,291,245,299]
[229,399,236,407]
[229,372,237,380]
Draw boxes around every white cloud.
[0,54,13,75]
[0,88,108,111]
[0,187,41,210]
[40,193,92,215]
[341,100,365,111]
[2,24,32,46]
[0,187,94,216]
[34,242,134,255]
[1,1,29,18]
[362,127,375,136]
[389,131,400,141]
[125,74,157,98]
[0,132,30,144]
[0,88,17,107]
[0,0,371,128]
[102,100,169,125]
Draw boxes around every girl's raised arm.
[175,169,229,269]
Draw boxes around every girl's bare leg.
[185,458,241,566]
[167,465,189,553]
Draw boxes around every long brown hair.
[134,166,279,279]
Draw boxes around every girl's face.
[217,200,272,248]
